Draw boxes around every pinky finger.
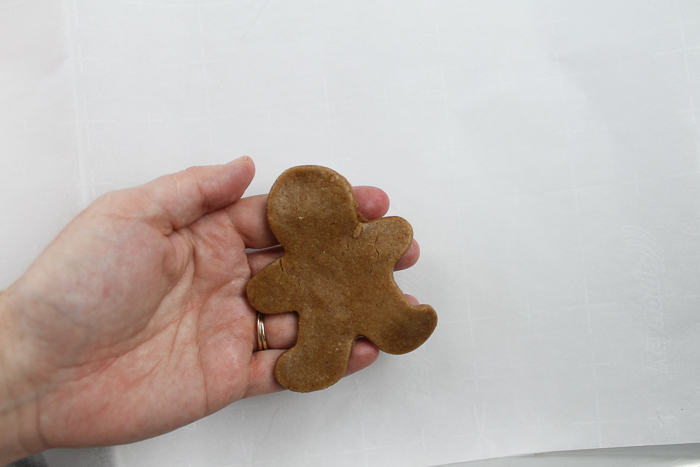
[344,338,380,377]
[244,349,287,398]
[244,339,380,398]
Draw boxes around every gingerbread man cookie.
[246,166,437,392]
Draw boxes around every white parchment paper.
[2,1,699,466]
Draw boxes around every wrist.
[0,289,46,465]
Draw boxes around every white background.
[1,1,699,466]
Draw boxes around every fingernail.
[228,155,249,164]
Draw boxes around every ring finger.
[258,294,420,350]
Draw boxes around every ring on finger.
[256,312,269,351]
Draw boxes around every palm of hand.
[10,172,263,448]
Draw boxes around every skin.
[0,157,422,464]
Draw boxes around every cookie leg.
[247,259,299,314]
[274,328,355,392]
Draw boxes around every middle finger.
[247,239,421,276]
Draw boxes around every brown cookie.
[246,166,437,392]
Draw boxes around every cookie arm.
[366,216,414,263]
[246,258,299,315]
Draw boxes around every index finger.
[105,157,256,235]
[229,186,391,250]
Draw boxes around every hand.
[0,157,421,464]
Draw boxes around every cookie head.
[266,166,361,253]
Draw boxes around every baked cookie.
[246,166,437,392]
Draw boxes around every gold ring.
[256,312,269,351]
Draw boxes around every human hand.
[0,157,421,463]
